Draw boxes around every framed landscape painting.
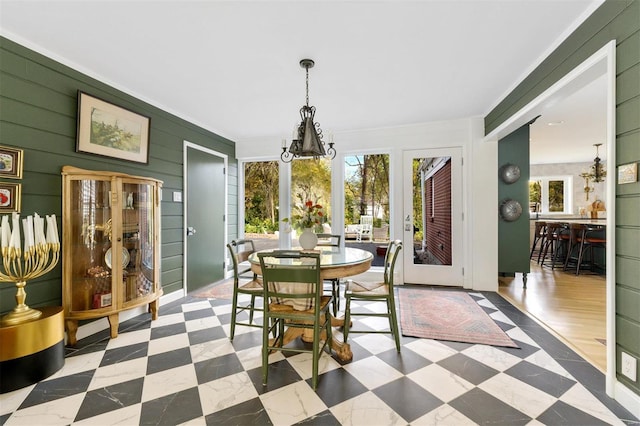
[76,91,150,164]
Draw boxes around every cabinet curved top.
[62,165,163,186]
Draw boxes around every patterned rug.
[192,279,234,299]
[398,289,518,348]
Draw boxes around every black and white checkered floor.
[1,287,637,425]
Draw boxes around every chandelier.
[579,143,606,199]
[589,143,606,183]
[281,59,336,163]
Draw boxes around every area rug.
[193,280,233,299]
[399,289,518,348]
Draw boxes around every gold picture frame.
[0,182,22,213]
[76,91,150,164]
[618,162,638,185]
[0,145,24,179]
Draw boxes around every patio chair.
[356,215,373,242]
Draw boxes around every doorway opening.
[486,41,615,382]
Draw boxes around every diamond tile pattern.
[1,288,636,425]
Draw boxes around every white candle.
[46,215,59,245]
[10,212,21,250]
[33,213,44,245]
[1,215,9,249]
[51,214,59,244]
[45,216,54,244]
[23,216,34,251]
[281,139,286,149]
[22,218,31,251]
[40,216,46,245]
[38,215,46,246]
[28,215,35,248]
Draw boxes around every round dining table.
[248,246,374,279]
[248,246,374,362]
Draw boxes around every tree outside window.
[529,176,571,214]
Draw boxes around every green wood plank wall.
[485,0,640,395]
[0,36,239,314]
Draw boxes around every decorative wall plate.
[500,163,521,184]
[105,247,130,269]
[500,199,523,222]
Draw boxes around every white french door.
[402,148,463,286]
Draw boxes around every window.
[344,154,390,230]
[529,176,573,214]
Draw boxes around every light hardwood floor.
[498,261,606,372]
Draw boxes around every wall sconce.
[579,172,595,200]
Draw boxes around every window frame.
[530,175,573,215]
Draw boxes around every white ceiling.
[0,0,605,162]
[530,73,607,164]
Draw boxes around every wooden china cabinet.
[62,166,163,346]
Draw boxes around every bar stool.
[530,221,546,262]
[562,223,606,275]
[540,222,569,269]
[576,225,606,275]
[562,223,586,273]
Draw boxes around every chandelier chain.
[305,66,310,107]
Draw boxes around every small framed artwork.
[618,162,638,184]
[0,182,21,213]
[0,145,24,179]
[76,91,150,164]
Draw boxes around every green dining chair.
[343,239,403,352]
[316,233,342,316]
[227,239,264,341]
[258,250,333,390]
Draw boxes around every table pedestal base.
[275,315,353,362]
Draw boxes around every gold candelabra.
[0,212,60,326]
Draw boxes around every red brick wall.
[424,160,452,265]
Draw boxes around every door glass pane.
[122,181,155,303]
[344,154,390,264]
[244,160,280,250]
[412,157,452,266]
[69,178,112,311]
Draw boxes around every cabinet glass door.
[68,178,114,312]
[122,181,156,303]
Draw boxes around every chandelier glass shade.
[281,59,336,163]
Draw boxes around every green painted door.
[186,145,225,292]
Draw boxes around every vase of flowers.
[282,199,325,250]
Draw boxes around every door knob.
[187,226,197,236]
